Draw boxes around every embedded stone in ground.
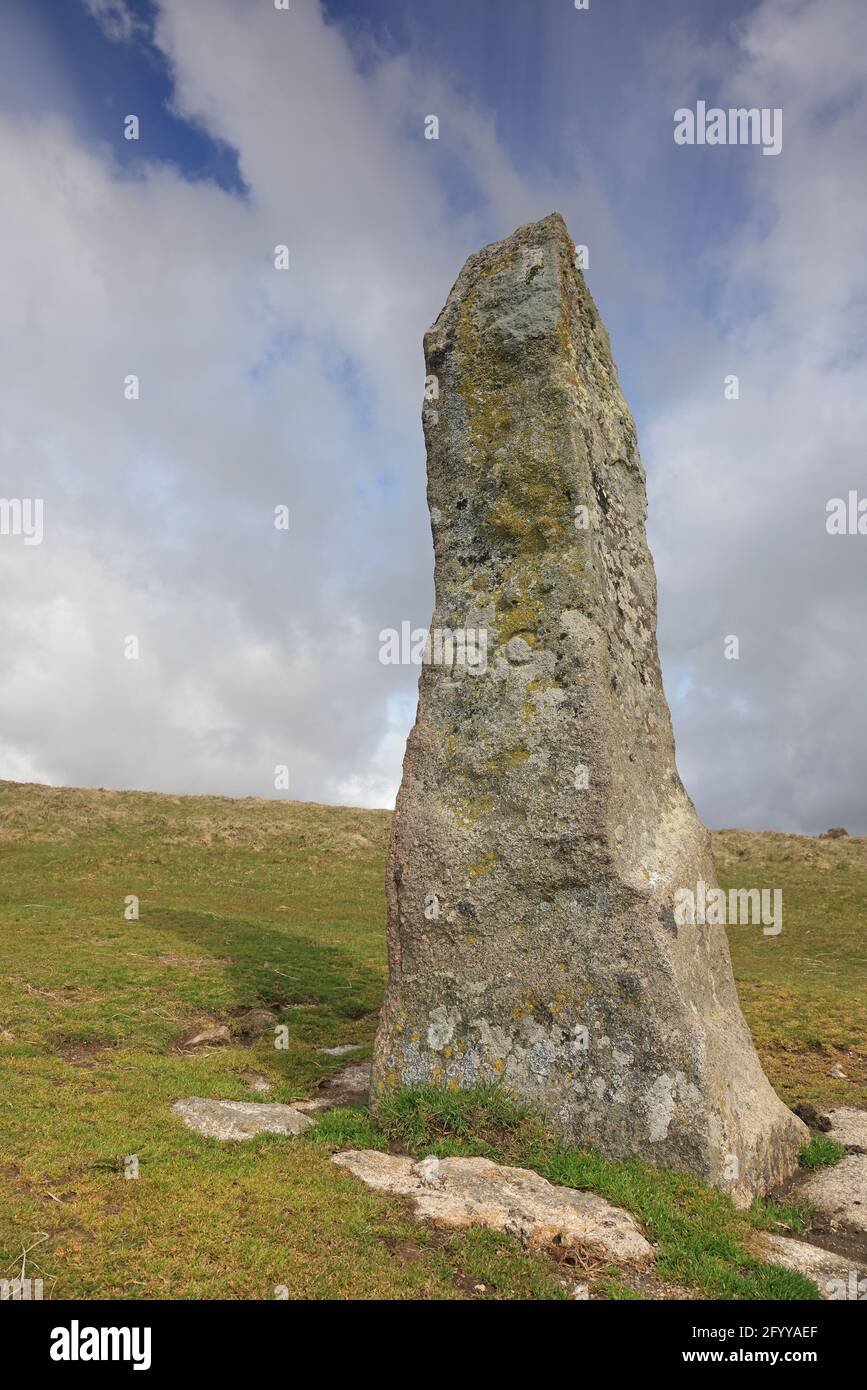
[371,210,806,1204]
[317,1044,362,1057]
[183,1024,231,1049]
[241,1072,274,1094]
[235,1008,278,1036]
[293,1061,371,1114]
[825,1108,867,1152]
[332,1150,653,1266]
[799,1154,867,1232]
[755,1233,865,1299]
[172,1097,313,1140]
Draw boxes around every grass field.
[1,781,864,1300]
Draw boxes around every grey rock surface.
[172,1097,313,1140]
[371,212,806,1203]
[332,1149,653,1265]
[184,1024,231,1048]
[826,1108,867,1151]
[755,1233,865,1299]
[242,1073,274,1093]
[236,1008,278,1034]
[292,1060,371,1114]
[800,1154,867,1232]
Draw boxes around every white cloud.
[82,0,143,43]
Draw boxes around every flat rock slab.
[826,1108,867,1152]
[332,1149,653,1267]
[172,1097,313,1140]
[800,1154,867,1232]
[294,1061,371,1114]
[755,1233,865,1300]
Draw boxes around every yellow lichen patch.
[467,851,499,880]
[451,792,496,828]
[480,747,529,778]
[453,277,573,561]
[481,246,518,278]
[485,475,571,556]
[491,580,544,645]
[503,748,530,768]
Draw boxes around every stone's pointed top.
[487,210,570,247]
[475,211,570,256]
[428,211,566,316]
[425,210,601,398]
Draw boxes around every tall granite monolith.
[372,213,806,1203]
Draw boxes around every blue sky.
[5,0,768,416]
[1,0,865,832]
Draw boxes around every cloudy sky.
[1,0,864,832]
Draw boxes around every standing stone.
[371,213,807,1204]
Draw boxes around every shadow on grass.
[150,905,385,1024]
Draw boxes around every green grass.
[798,1134,847,1170]
[0,782,861,1300]
[717,829,867,1107]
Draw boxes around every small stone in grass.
[172,1097,313,1140]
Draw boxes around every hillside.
[0,781,864,1299]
